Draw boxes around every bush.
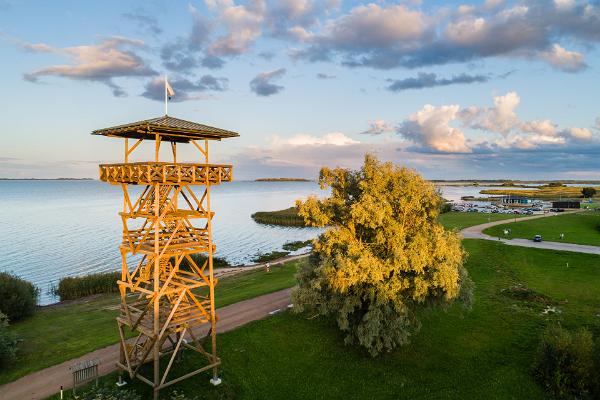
[533,325,595,398]
[53,272,120,301]
[0,312,17,368]
[440,202,453,214]
[282,240,312,251]
[78,385,141,400]
[0,272,38,321]
[181,254,231,270]
[252,251,290,263]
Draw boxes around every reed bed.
[53,272,120,301]
[251,207,307,227]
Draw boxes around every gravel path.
[460,211,600,255]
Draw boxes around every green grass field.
[1,258,305,385]
[484,211,600,246]
[438,211,524,230]
[47,240,600,399]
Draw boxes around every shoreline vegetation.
[255,178,311,182]
[251,207,307,226]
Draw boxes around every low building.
[502,195,532,205]
[552,201,581,209]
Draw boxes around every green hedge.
[0,272,38,321]
[53,272,120,301]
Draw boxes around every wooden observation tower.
[93,115,238,399]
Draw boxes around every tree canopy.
[581,187,597,198]
[292,155,472,356]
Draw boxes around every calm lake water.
[0,180,589,304]
[0,180,322,304]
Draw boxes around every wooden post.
[153,181,160,400]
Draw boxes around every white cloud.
[21,37,155,96]
[205,0,266,56]
[322,4,430,49]
[398,104,471,153]
[460,91,520,134]
[566,127,593,140]
[519,120,557,137]
[270,132,359,147]
[539,44,586,72]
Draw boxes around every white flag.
[165,79,175,99]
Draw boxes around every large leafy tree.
[581,187,597,198]
[292,155,473,356]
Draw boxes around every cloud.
[538,43,587,72]
[316,72,336,79]
[141,74,228,102]
[249,68,286,96]
[398,104,472,153]
[360,120,394,135]
[519,120,557,137]
[460,91,520,134]
[565,127,593,140]
[205,0,265,57]
[22,37,155,96]
[396,91,597,154]
[291,2,598,72]
[122,11,163,35]
[270,132,359,147]
[386,72,488,92]
[596,117,600,130]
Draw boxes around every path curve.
[0,288,293,400]
[460,211,600,255]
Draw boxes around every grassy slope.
[47,240,600,399]
[438,211,524,231]
[483,212,600,246]
[1,258,304,385]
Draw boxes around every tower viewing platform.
[94,113,238,399]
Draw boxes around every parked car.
[533,235,542,242]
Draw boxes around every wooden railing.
[99,162,233,185]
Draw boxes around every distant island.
[255,178,311,182]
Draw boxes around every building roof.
[92,115,240,142]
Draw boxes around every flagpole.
[164,75,168,116]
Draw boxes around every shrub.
[0,312,17,368]
[252,251,290,263]
[78,385,141,400]
[251,207,307,226]
[0,272,38,321]
[282,240,312,251]
[181,254,231,270]
[533,325,595,398]
[53,272,120,301]
[440,202,453,214]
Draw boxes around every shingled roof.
[92,115,239,142]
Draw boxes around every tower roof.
[92,115,239,143]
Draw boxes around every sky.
[1,0,600,180]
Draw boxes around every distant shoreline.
[255,178,311,182]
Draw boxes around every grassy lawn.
[484,211,600,246]
[47,240,600,399]
[438,211,524,230]
[1,258,305,385]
